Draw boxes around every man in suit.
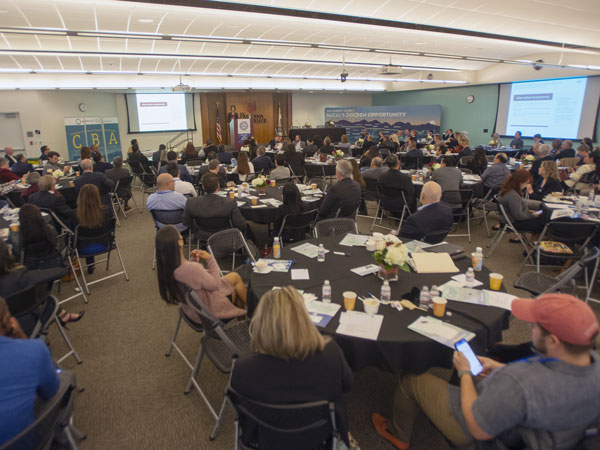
[92,153,113,173]
[3,147,17,167]
[557,140,576,159]
[399,181,454,241]
[105,157,132,210]
[510,131,524,149]
[378,135,396,156]
[294,134,305,151]
[29,175,77,230]
[10,154,33,177]
[364,157,387,180]
[40,145,51,161]
[432,156,463,207]
[203,139,219,156]
[127,143,152,173]
[317,159,362,220]
[158,151,192,182]
[252,146,275,173]
[302,138,318,158]
[152,144,168,169]
[183,172,247,242]
[43,151,71,176]
[404,140,423,169]
[284,144,304,179]
[74,159,114,205]
[217,145,234,165]
[198,159,227,189]
[377,154,415,213]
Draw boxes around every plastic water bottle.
[322,280,331,303]
[589,191,595,204]
[380,281,391,303]
[471,247,483,271]
[419,286,431,309]
[430,285,440,299]
[273,237,281,259]
[465,267,475,282]
[576,200,583,217]
[317,244,325,262]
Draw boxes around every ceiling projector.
[172,82,191,92]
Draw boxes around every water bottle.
[430,285,440,299]
[322,280,331,303]
[575,200,583,217]
[589,190,595,204]
[317,244,325,262]
[273,237,281,259]
[419,286,431,309]
[380,281,391,303]
[466,267,475,282]
[471,247,483,271]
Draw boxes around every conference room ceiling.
[0,0,598,91]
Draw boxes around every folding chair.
[487,196,534,260]
[227,382,339,450]
[110,175,140,220]
[276,209,318,245]
[140,173,157,207]
[314,218,358,238]
[191,216,233,249]
[471,187,500,237]
[442,189,473,242]
[73,218,129,295]
[150,209,191,269]
[458,156,473,168]
[184,291,252,441]
[373,185,410,233]
[207,228,259,276]
[423,229,451,244]
[360,177,380,219]
[304,164,326,186]
[127,160,145,190]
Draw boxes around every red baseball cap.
[512,294,599,346]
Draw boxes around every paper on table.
[408,316,475,348]
[339,233,370,247]
[257,259,293,272]
[336,311,383,340]
[350,264,380,276]
[451,273,484,288]
[250,204,268,209]
[550,209,575,220]
[440,285,516,311]
[409,252,459,273]
[404,239,434,254]
[291,269,310,280]
[261,198,283,207]
[545,203,574,210]
[306,301,341,316]
[291,242,330,259]
[236,201,246,207]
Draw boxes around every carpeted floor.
[47,188,599,450]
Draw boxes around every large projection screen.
[125,93,196,133]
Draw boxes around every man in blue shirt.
[0,297,60,444]
[146,173,189,232]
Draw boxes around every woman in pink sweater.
[155,225,247,321]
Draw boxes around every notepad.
[336,311,383,340]
[439,285,516,311]
[350,264,379,276]
[408,316,475,348]
[339,233,370,247]
[409,252,459,273]
[550,209,575,220]
[291,269,310,280]
[291,242,329,259]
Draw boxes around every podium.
[228,117,254,150]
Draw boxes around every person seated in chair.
[74,159,114,206]
[284,144,304,179]
[498,169,543,235]
[92,152,113,173]
[231,286,354,450]
[269,154,291,181]
[29,175,77,231]
[146,174,188,232]
[363,157,387,180]
[529,143,554,183]
[183,173,247,242]
[105,157,133,210]
[166,162,196,197]
[158,151,192,182]
[404,139,423,169]
[0,158,20,184]
[217,145,235,165]
[398,182,453,242]
[526,160,563,201]
[274,183,310,243]
[198,159,227,189]
[563,147,599,192]
[252,146,275,173]
[232,151,254,182]
[481,153,510,192]
[432,156,463,208]
[127,144,152,173]
[10,154,33,178]
[372,293,600,450]
[20,171,40,203]
[0,297,60,445]
[155,225,247,320]
[317,160,361,221]
[377,154,415,213]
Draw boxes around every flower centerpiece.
[426,144,435,152]
[521,154,535,164]
[332,149,344,160]
[427,162,441,171]
[356,138,364,147]
[51,169,64,179]
[372,234,410,281]
[251,174,268,194]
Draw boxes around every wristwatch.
[458,370,472,378]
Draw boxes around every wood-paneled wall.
[200,92,292,145]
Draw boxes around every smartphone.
[454,339,483,376]
[534,210,543,215]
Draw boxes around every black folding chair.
[442,189,474,243]
[207,228,259,276]
[276,209,318,245]
[314,218,358,238]
[373,185,410,233]
[191,216,233,249]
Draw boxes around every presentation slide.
[496,76,600,140]
[125,93,196,133]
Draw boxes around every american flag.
[216,104,222,144]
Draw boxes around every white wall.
[0,91,45,157]
[292,93,372,128]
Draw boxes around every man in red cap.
[372,294,600,449]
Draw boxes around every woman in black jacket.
[527,160,563,201]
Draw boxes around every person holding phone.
[372,294,600,450]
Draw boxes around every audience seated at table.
[563,146,599,192]
[467,146,487,175]
[76,184,115,274]
[529,144,554,182]
[29,175,77,231]
[3,146,17,167]
[445,131,459,149]
[274,183,310,242]
[575,143,589,167]
[146,174,188,232]
[526,160,562,201]
[44,151,72,177]
[127,143,152,173]
[284,144,305,178]
[378,154,415,213]
[302,138,318,158]
[217,145,234,165]
[433,144,446,163]
[317,160,361,221]
[20,171,40,203]
[455,135,473,159]
[398,181,453,242]
[432,156,463,207]
[335,134,350,155]
[181,141,198,164]
[404,139,423,169]
[198,159,227,189]
[152,144,168,169]
[361,134,374,152]
[74,159,114,206]
[158,151,192,182]
[363,157,387,180]
[360,146,380,168]
[0,297,60,445]
[232,151,254,182]
[481,153,510,191]
[231,286,353,449]
[498,169,544,234]
[92,153,113,173]
[550,139,562,158]
[373,294,600,450]
[489,132,502,147]
[0,158,20,184]
[10,154,33,178]
[155,225,246,321]
[252,146,275,173]
[39,145,50,161]
[318,136,335,158]
[183,173,247,242]
[166,162,196,197]
[378,134,397,156]
[509,130,523,149]
[105,157,133,210]
[269,154,291,181]
[293,134,305,152]
[349,159,368,215]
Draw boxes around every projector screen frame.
[125,92,197,134]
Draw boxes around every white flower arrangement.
[251,174,267,188]
[373,239,410,271]
[51,169,64,179]
[431,163,441,171]
[522,155,535,162]
[427,144,435,151]
[333,149,344,158]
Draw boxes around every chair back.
[39,208,73,235]
[546,219,598,246]
[377,183,409,216]
[458,156,473,168]
[193,216,232,237]
[277,209,318,242]
[21,233,68,271]
[459,168,473,174]
[304,164,325,180]
[74,217,117,256]
[540,249,600,295]
[559,157,579,169]
[186,158,203,167]
[5,285,47,319]
[495,195,515,228]
[128,160,144,175]
[150,209,185,228]
[207,228,258,273]
[403,156,422,170]
[227,384,337,450]
[314,218,358,238]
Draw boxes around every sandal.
[59,311,85,326]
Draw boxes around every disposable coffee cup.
[311,183,317,190]
[363,299,379,315]
[343,291,357,311]
[9,223,19,233]
[255,260,268,273]
[229,191,235,199]
[270,180,276,187]
[251,197,258,206]
[432,297,447,318]
[489,273,503,291]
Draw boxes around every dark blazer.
[198,166,227,188]
[231,340,352,449]
[302,144,318,158]
[127,152,151,172]
[317,177,361,220]
[5,154,18,167]
[404,148,423,169]
[557,148,576,159]
[378,168,415,212]
[74,171,114,205]
[182,193,247,241]
[399,202,454,241]
[529,155,554,182]
[284,150,304,177]
[158,163,192,182]
[11,162,33,177]
[29,191,77,230]
[204,144,218,155]
[458,147,473,159]
[510,138,524,149]
[530,177,563,201]
[93,161,113,173]
[217,151,234,165]
[252,155,275,173]
[105,167,132,199]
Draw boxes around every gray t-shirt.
[449,351,600,449]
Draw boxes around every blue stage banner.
[84,118,105,154]
[64,118,86,160]
[65,117,122,161]
[103,118,122,162]
[324,105,441,143]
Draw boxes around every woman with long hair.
[499,169,543,234]
[338,134,351,154]
[563,147,599,192]
[155,225,247,320]
[350,159,368,215]
[233,151,254,182]
[182,142,198,163]
[527,160,562,201]
[18,203,58,268]
[468,146,488,175]
[360,146,380,168]
[230,286,353,449]
[274,183,307,243]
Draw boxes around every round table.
[304,160,337,177]
[248,234,510,373]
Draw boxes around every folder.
[409,252,459,273]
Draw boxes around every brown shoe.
[124,205,132,211]
[371,413,409,450]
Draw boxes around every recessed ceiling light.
[415,42,426,45]
[137,18,154,23]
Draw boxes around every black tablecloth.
[290,128,346,143]
[248,235,510,373]
[304,161,337,177]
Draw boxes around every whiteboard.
[0,113,25,150]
